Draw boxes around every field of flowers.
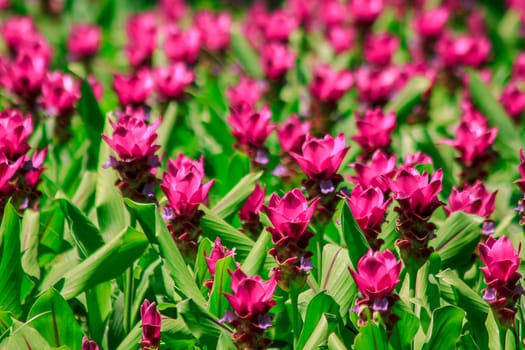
[0,0,524,349]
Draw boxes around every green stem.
[290,285,300,349]
[123,266,135,333]
[408,267,417,313]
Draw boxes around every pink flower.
[349,0,384,25]
[194,11,231,51]
[6,51,48,98]
[389,167,443,219]
[0,155,22,195]
[163,25,201,64]
[161,154,214,217]
[352,108,396,159]
[402,152,433,170]
[204,237,235,278]
[364,33,400,67]
[263,10,298,42]
[437,33,491,68]
[67,24,101,61]
[125,12,157,68]
[23,148,47,189]
[348,249,401,311]
[39,72,81,117]
[349,150,397,193]
[277,115,311,154]
[113,70,155,107]
[239,184,266,223]
[326,25,355,54]
[159,0,187,21]
[226,76,266,107]
[291,133,350,181]
[511,53,525,81]
[309,65,353,102]
[102,116,161,161]
[500,82,525,119]
[81,336,99,350]
[0,0,10,11]
[344,185,391,249]
[1,16,37,52]
[88,75,103,101]
[479,236,521,286]
[413,7,449,38]
[154,63,194,101]
[445,181,497,218]
[140,300,161,349]
[260,43,296,80]
[321,0,346,27]
[516,149,525,193]
[224,267,277,319]
[355,66,400,105]
[0,109,33,160]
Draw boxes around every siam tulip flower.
[309,65,353,103]
[226,76,266,108]
[20,148,47,190]
[81,336,99,350]
[260,43,296,80]
[437,33,491,69]
[349,0,384,27]
[355,66,400,106]
[0,155,22,209]
[39,72,81,118]
[239,184,266,237]
[389,167,444,266]
[67,24,101,61]
[194,11,232,52]
[6,51,48,102]
[441,104,497,183]
[413,7,449,38]
[88,75,103,101]
[500,82,525,120]
[140,299,161,350]
[228,104,276,166]
[352,108,396,161]
[0,109,33,160]
[277,115,311,154]
[0,0,10,10]
[262,10,298,42]
[161,154,214,259]
[242,2,269,49]
[163,25,202,64]
[479,236,524,328]
[286,0,318,28]
[102,114,161,202]
[401,152,433,170]
[445,181,497,219]
[349,150,397,193]
[159,0,187,21]
[348,249,401,328]
[511,53,525,81]
[0,16,37,54]
[222,267,277,350]
[344,185,392,250]
[326,25,355,54]
[125,12,157,69]
[153,63,194,102]
[321,0,346,28]
[204,237,235,289]
[364,33,399,67]
[113,70,155,108]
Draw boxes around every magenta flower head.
[39,72,81,117]
[260,42,296,80]
[113,70,155,108]
[344,185,392,250]
[125,12,157,69]
[0,155,22,202]
[389,167,443,265]
[512,53,525,80]
[413,6,449,38]
[228,104,276,166]
[102,114,160,202]
[0,109,33,160]
[327,25,355,54]
[446,181,497,219]
[309,65,353,103]
[194,11,231,52]
[222,267,277,349]
[239,184,266,237]
[204,237,235,286]
[349,0,384,26]
[349,249,401,329]
[364,33,400,67]
[1,16,37,53]
[321,0,346,27]
[277,115,311,154]
[163,25,201,64]
[262,10,298,42]
[81,336,99,350]
[479,236,523,327]
[437,33,491,68]
[355,66,400,106]
[159,0,187,21]
[154,63,194,102]
[352,108,396,161]
[226,76,266,108]
[500,82,525,120]
[6,51,48,100]
[141,299,161,350]
[67,24,101,61]
[349,150,397,193]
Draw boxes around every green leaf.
[0,204,23,317]
[385,76,431,125]
[328,332,347,350]
[211,172,263,219]
[241,231,272,276]
[42,226,148,299]
[468,71,524,162]
[302,314,340,350]
[27,288,84,350]
[297,292,340,349]
[21,209,41,279]
[0,319,51,350]
[86,282,113,345]
[353,322,388,350]
[58,198,105,258]
[390,301,420,350]
[341,202,370,269]
[431,212,483,268]
[422,305,465,350]
[209,256,236,318]
[231,31,263,78]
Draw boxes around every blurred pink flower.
[0,109,33,160]
[413,6,449,38]
[154,63,194,101]
[113,70,155,107]
[277,115,311,154]
[163,25,201,64]
[446,181,497,218]
[349,150,397,192]
[67,24,101,61]
[226,76,266,107]
[194,11,231,51]
[81,336,99,350]
[260,43,296,80]
[39,72,81,117]
[352,108,396,159]
[364,33,399,67]
[309,65,353,102]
